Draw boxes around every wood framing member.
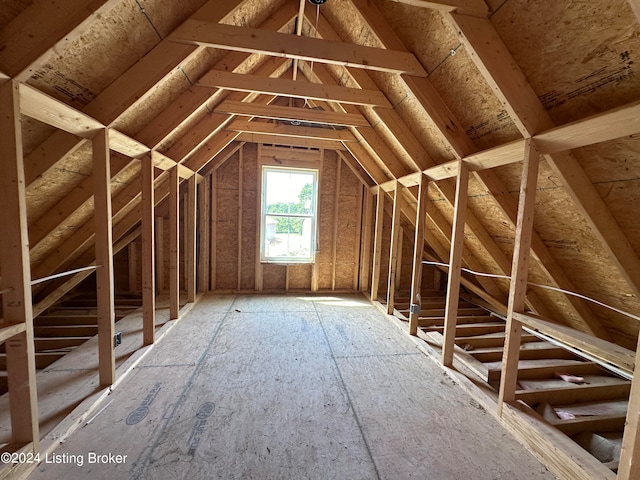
[156,217,165,293]
[92,128,115,387]
[448,12,640,306]
[226,119,357,142]
[352,0,609,337]
[409,174,429,335]
[128,243,137,294]
[441,161,469,366]
[386,183,403,315]
[388,0,489,17]
[141,154,155,346]
[370,189,385,302]
[170,22,427,76]
[498,141,540,416]
[331,158,342,291]
[619,331,640,479]
[198,70,392,107]
[169,167,180,319]
[197,175,211,291]
[186,175,197,303]
[215,100,371,127]
[0,80,39,450]
[629,0,640,23]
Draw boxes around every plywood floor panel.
[29,294,556,480]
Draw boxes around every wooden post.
[155,216,164,293]
[331,157,342,291]
[141,154,155,346]
[370,188,385,302]
[197,175,210,292]
[359,187,374,292]
[619,333,640,479]
[255,146,263,291]
[186,174,197,303]
[0,80,39,449]
[169,166,180,320]
[211,169,219,291]
[498,140,540,416]
[353,181,364,290]
[409,174,429,336]
[387,183,402,315]
[442,161,469,367]
[128,242,137,294]
[237,147,243,291]
[93,127,115,387]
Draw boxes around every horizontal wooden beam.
[17,83,198,180]
[534,100,640,154]
[388,0,489,17]
[0,323,26,345]
[215,100,370,127]
[515,382,631,405]
[198,70,392,107]
[227,119,357,142]
[19,83,102,137]
[170,22,427,76]
[236,132,347,150]
[513,312,635,376]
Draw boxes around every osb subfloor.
[29,294,556,480]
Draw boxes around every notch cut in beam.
[170,22,427,76]
[198,70,392,107]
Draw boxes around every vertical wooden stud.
[128,242,137,294]
[141,154,155,345]
[0,80,39,448]
[311,149,324,292]
[186,174,197,303]
[211,169,218,291]
[358,187,373,293]
[386,183,402,315]
[331,157,342,291]
[197,174,211,292]
[498,140,540,416]
[442,161,469,367]
[619,333,640,479]
[169,166,180,320]
[370,188,385,302]
[237,147,243,290]
[353,181,364,290]
[254,145,263,291]
[396,227,404,292]
[155,216,164,293]
[409,174,429,336]
[93,127,115,387]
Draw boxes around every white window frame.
[260,165,319,264]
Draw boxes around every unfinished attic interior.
[1,0,640,477]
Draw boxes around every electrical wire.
[421,260,640,322]
[135,0,163,41]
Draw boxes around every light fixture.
[308,0,327,5]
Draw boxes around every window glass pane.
[261,167,318,264]
[265,170,315,216]
[264,215,314,259]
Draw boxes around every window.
[261,166,318,264]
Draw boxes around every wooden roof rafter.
[447,11,640,308]
[349,0,610,339]
[303,5,551,317]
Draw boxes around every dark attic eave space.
[0,0,639,348]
